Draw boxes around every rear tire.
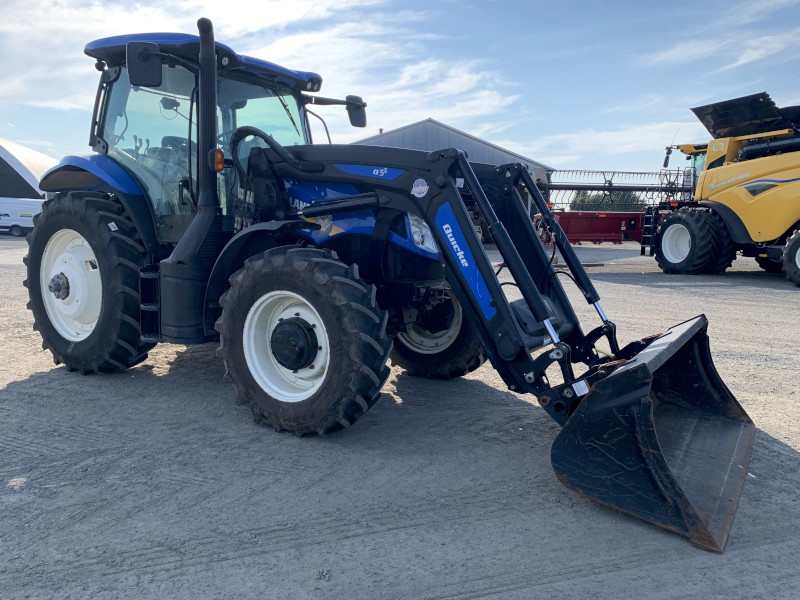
[215,246,392,435]
[391,296,486,379]
[654,209,716,275]
[24,192,154,373]
[10,225,23,237]
[783,230,800,287]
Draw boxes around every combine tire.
[24,192,154,373]
[215,246,392,435]
[654,209,716,275]
[755,256,784,273]
[705,209,736,274]
[391,296,486,379]
[783,230,800,287]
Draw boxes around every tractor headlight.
[408,214,439,253]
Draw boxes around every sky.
[2,0,799,174]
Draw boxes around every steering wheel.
[229,127,273,185]
[229,126,323,179]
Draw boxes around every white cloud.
[716,28,800,71]
[534,154,581,167]
[241,17,518,143]
[715,0,800,27]
[505,120,711,169]
[639,40,733,67]
[638,1,800,70]
[601,94,668,114]
[0,0,390,110]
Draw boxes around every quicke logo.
[442,224,469,267]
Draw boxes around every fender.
[39,155,161,257]
[202,220,321,335]
[698,200,753,245]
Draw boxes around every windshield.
[217,76,309,219]
[688,153,707,192]
[218,76,307,147]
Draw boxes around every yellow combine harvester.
[648,92,800,287]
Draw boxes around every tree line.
[569,189,644,211]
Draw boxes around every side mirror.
[126,42,162,87]
[346,95,367,128]
[663,147,672,169]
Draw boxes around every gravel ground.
[1,235,798,600]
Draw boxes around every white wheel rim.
[794,242,800,271]
[662,223,691,264]
[397,299,462,355]
[243,290,330,403]
[40,229,103,341]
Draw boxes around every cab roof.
[84,33,322,92]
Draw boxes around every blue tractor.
[26,18,756,552]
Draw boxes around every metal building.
[353,118,552,182]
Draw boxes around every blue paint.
[738,176,800,186]
[434,203,496,320]
[285,179,438,258]
[40,155,144,196]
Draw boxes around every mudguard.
[38,155,160,257]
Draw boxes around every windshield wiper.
[270,79,300,138]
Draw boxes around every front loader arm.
[251,142,755,552]
[412,150,620,423]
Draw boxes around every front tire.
[24,192,154,373]
[215,246,392,435]
[391,296,486,379]
[654,209,716,275]
[783,229,800,287]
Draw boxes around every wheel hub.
[397,298,462,354]
[662,224,691,264]
[40,229,103,342]
[270,317,319,371]
[48,273,70,300]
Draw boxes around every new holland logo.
[289,197,311,211]
[442,224,469,267]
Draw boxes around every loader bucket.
[551,315,754,552]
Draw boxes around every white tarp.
[0,137,58,195]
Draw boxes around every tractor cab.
[84,33,361,243]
